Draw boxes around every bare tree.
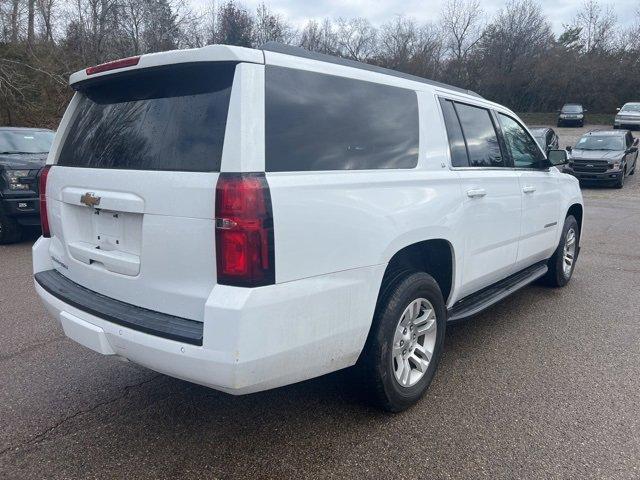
[212,0,253,47]
[253,3,294,46]
[35,0,56,43]
[334,17,376,61]
[377,15,420,71]
[412,23,444,79]
[573,0,617,53]
[440,0,484,61]
[299,18,336,54]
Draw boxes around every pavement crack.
[0,374,162,457]
[0,335,66,363]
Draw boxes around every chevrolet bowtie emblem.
[80,192,101,207]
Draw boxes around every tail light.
[39,165,51,238]
[215,173,275,287]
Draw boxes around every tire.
[613,125,619,130]
[541,215,579,288]
[614,169,625,189]
[0,212,22,244]
[579,121,584,128]
[359,271,446,412]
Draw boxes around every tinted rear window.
[58,63,236,171]
[265,66,419,172]
[562,105,583,113]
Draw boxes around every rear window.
[265,66,419,172]
[58,63,236,172]
[562,105,583,113]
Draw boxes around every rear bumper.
[33,237,383,394]
[558,117,583,125]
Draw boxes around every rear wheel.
[542,215,579,288]
[0,212,22,244]
[359,271,446,412]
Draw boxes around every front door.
[496,113,561,268]
[439,99,522,298]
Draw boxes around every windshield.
[576,135,624,151]
[0,130,54,154]
[621,104,640,113]
[533,135,545,147]
[562,105,583,113]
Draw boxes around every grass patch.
[517,112,615,127]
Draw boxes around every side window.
[498,114,546,168]
[454,103,504,167]
[439,98,469,167]
[265,66,419,172]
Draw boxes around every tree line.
[1,0,639,127]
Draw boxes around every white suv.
[33,43,583,411]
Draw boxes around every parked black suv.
[0,127,54,243]
[557,104,586,127]
[564,130,638,188]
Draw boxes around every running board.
[447,261,548,323]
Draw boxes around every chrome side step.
[447,261,548,323]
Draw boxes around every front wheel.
[359,272,446,412]
[542,215,579,288]
[614,170,625,189]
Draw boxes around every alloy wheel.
[562,228,577,278]
[392,298,437,387]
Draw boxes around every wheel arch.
[566,203,583,234]
[378,238,455,306]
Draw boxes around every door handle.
[466,188,487,198]
[522,185,536,194]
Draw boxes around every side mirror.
[565,145,573,153]
[627,146,638,154]
[616,107,621,112]
[583,109,588,113]
[548,149,569,166]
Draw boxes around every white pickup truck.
[33,43,583,412]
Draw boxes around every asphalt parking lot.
[1,125,639,479]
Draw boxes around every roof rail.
[260,42,483,99]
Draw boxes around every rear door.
[439,98,522,298]
[45,62,237,321]
[496,113,561,268]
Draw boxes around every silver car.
[614,102,640,130]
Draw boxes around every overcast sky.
[193,0,639,34]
